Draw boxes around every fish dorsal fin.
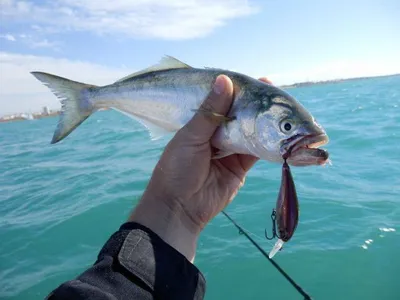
[115,56,192,83]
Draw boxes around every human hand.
[129,75,272,262]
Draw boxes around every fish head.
[252,85,329,166]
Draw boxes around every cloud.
[0,0,259,40]
[0,51,130,116]
[0,31,60,50]
[29,39,59,49]
[0,33,16,41]
[19,34,61,50]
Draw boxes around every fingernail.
[213,75,225,95]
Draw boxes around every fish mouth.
[281,134,329,166]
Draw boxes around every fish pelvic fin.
[31,72,97,144]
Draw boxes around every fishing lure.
[265,159,299,258]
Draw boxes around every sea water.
[1,75,399,299]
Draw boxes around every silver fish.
[31,56,329,165]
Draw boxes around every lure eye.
[280,119,295,134]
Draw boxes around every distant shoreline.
[1,73,398,123]
[0,108,112,124]
[0,111,60,123]
[279,73,399,89]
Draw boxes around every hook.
[265,209,280,240]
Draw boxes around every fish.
[31,55,329,166]
[268,159,299,259]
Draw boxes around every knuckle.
[201,99,218,113]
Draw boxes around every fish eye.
[280,119,295,134]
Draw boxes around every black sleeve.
[46,222,206,300]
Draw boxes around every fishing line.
[221,210,312,300]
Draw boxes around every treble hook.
[265,209,280,240]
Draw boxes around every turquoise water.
[1,75,399,300]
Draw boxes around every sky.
[0,0,399,116]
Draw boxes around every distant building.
[43,106,50,115]
[21,113,34,120]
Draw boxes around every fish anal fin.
[138,118,170,140]
[112,108,171,140]
[115,56,192,83]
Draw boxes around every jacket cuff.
[99,222,206,299]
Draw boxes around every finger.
[181,75,234,142]
[217,154,259,179]
[258,77,273,84]
[237,154,259,172]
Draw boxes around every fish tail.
[31,72,97,144]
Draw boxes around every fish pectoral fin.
[191,108,235,124]
[111,108,171,140]
[115,56,192,83]
[212,150,234,159]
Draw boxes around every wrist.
[128,193,201,263]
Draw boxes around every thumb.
[182,74,234,142]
